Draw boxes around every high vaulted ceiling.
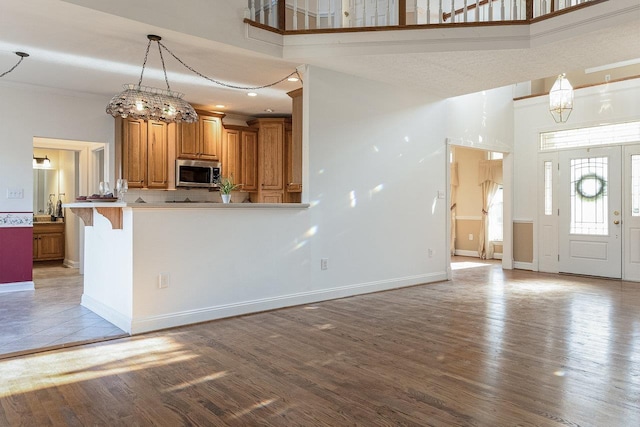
[0,0,638,117]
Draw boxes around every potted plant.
[217,175,241,203]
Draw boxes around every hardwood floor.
[0,259,638,426]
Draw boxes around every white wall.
[514,78,640,273]
[0,83,114,214]
[305,66,448,290]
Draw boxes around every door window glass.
[544,161,553,215]
[570,157,608,235]
[633,155,640,217]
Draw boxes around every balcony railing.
[246,0,605,32]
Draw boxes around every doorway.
[558,146,622,278]
[537,121,640,281]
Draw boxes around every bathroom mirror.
[33,168,58,215]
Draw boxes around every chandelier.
[549,73,574,123]
[106,35,197,123]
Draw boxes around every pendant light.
[549,73,574,123]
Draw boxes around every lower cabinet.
[33,222,65,261]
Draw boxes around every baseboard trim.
[130,272,447,334]
[454,250,502,260]
[81,294,132,334]
[514,261,535,271]
[63,259,80,269]
[0,281,35,293]
[455,250,479,257]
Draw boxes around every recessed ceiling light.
[247,92,258,97]
[265,108,274,113]
[215,104,225,108]
[287,76,299,82]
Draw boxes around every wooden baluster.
[305,0,309,29]
[293,0,298,29]
[426,0,431,24]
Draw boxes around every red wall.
[0,227,33,284]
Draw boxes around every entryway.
[538,121,640,281]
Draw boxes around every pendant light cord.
[0,52,29,78]
[137,40,153,87]
[157,41,302,90]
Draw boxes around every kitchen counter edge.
[64,202,310,210]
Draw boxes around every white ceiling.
[1,0,638,118]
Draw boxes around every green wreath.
[575,173,606,200]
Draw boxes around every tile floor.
[0,262,127,359]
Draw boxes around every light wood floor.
[1,259,638,426]
[0,262,126,358]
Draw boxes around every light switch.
[7,188,24,199]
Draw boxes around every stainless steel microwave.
[175,159,221,188]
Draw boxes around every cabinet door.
[259,122,284,191]
[260,191,284,203]
[38,233,65,260]
[287,90,303,193]
[222,129,241,181]
[199,115,221,160]
[122,118,147,188]
[241,131,258,191]
[176,121,199,159]
[147,120,168,189]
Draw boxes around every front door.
[558,146,622,278]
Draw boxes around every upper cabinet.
[176,111,224,161]
[286,88,303,202]
[248,118,290,203]
[118,117,168,189]
[222,126,257,191]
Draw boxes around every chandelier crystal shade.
[106,35,197,124]
[549,73,574,123]
[106,84,197,123]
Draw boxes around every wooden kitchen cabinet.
[222,126,258,192]
[248,118,290,203]
[118,117,168,189]
[286,88,303,203]
[241,130,258,192]
[33,222,65,261]
[176,111,224,161]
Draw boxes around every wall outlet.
[469,234,474,241]
[6,188,24,199]
[428,248,434,258]
[320,258,328,270]
[158,273,169,289]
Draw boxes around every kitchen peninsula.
[65,201,311,334]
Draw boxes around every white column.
[463,0,468,22]
[475,0,480,22]
[426,0,431,24]
[450,0,455,22]
[250,0,256,21]
[293,0,298,29]
[501,0,505,20]
[439,0,443,23]
[259,0,265,24]
[317,0,322,28]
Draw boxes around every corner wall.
[305,66,449,291]
[0,83,113,288]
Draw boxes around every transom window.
[540,121,640,151]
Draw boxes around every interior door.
[558,146,622,278]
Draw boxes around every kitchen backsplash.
[123,189,250,204]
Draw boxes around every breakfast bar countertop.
[63,202,310,209]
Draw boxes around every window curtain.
[450,162,459,256]
[478,159,503,259]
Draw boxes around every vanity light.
[33,155,51,169]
